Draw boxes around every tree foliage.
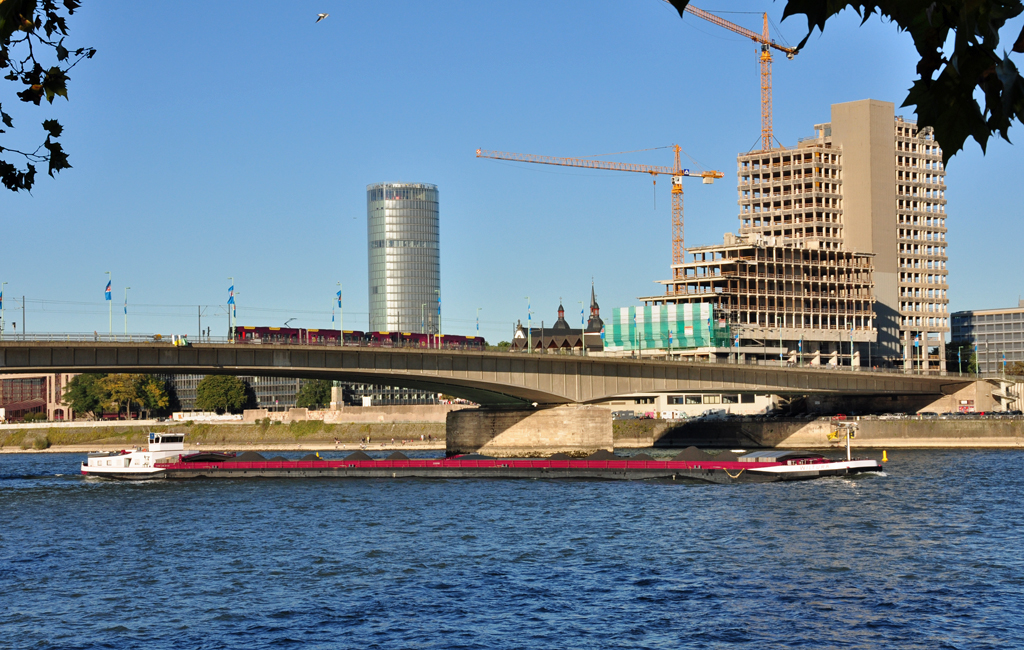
[295,379,333,409]
[1006,360,1024,376]
[63,372,170,419]
[668,0,1024,162]
[1,0,95,192]
[63,372,107,419]
[946,341,979,374]
[195,375,251,414]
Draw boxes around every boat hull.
[139,458,882,485]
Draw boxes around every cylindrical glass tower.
[366,182,440,333]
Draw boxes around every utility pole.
[22,295,25,340]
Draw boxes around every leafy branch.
[1,0,95,192]
[668,0,1024,163]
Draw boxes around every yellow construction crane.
[677,2,798,151]
[476,146,723,265]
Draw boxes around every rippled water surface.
[2,449,1022,649]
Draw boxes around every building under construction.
[639,99,948,370]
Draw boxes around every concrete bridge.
[0,341,969,408]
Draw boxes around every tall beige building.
[733,99,948,370]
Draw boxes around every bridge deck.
[0,342,967,407]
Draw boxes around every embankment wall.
[0,421,445,451]
[615,418,1024,449]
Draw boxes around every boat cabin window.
[152,435,183,444]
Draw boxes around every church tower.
[586,283,604,333]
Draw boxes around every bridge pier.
[446,405,613,457]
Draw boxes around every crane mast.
[476,147,723,265]
[677,3,798,151]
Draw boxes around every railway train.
[231,325,486,350]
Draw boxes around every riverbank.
[0,421,446,453]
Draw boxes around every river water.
[1,449,1022,649]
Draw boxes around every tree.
[195,375,250,414]
[295,379,333,409]
[946,341,979,374]
[668,0,1024,163]
[98,373,167,419]
[1,0,95,192]
[141,376,170,418]
[63,373,108,419]
[1006,360,1024,376]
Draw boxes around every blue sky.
[3,1,1022,343]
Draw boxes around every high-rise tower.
[366,182,440,333]
[734,99,948,370]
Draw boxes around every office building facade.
[951,301,1024,374]
[161,374,304,412]
[367,182,441,333]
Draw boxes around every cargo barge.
[81,433,883,484]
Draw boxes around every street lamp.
[227,277,235,340]
[124,287,131,335]
[436,290,444,345]
[476,307,482,333]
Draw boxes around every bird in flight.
[316,13,329,23]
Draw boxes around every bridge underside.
[0,343,969,408]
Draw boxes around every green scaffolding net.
[603,304,731,352]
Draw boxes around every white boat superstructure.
[81,432,185,479]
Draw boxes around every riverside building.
[951,301,1024,374]
[640,99,948,371]
[367,182,441,333]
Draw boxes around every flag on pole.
[580,307,584,326]
[0,290,3,310]
[124,298,127,315]
[332,309,335,324]
[227,285,235,305]
[336,290,342,308]
[104,281,111,301]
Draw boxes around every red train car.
[365,331,486,350]
[232,326,485,349]
[232,326,364,345]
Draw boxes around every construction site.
[480,4,949,373]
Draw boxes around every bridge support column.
[446,405,613,457]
